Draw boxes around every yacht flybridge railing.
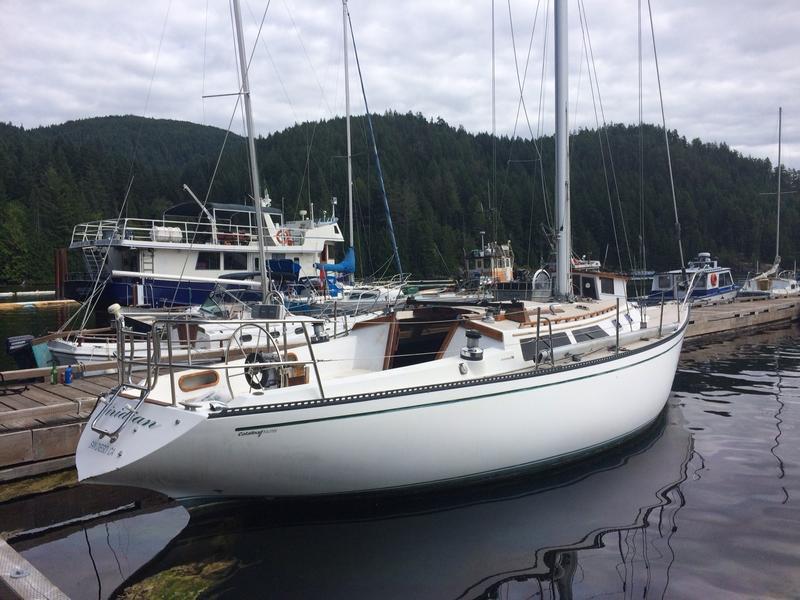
[110,316,326,405]
[71,218,307,247]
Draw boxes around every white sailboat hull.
[77,321,685,499]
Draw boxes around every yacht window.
[720,272,733,287]
[224,252,248,270]
[657,275,671,288]
[600,277,614,294]
[573,325,609,342]
[196,251,220,270]
[178,370,219,392]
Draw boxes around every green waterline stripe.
[234,327,685,433]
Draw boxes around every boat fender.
[460,329,484,361]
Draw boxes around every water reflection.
[116,407,692,599]
[12,324,800,598]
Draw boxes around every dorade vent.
[573,325,609,343]
[179,370,220,392]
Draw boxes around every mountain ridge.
[0,112,795,283]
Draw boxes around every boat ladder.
[82,246,107,277]
[90,382,151,442]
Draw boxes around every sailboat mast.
[232,0,269,302]
[554,0,571,299]
[776,106,782,262]
[343,0,354,260]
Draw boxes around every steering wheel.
[224,323,284,397]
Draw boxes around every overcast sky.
[3,0,800,170]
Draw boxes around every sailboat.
[740,107,799,298]
[75,0,689,500]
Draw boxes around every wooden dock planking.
[28,382,94,403]
[60,377,108,396]
[0,395,44,411]
[687,297,800,339]
[91,374,121,388]
[17,386,72,407]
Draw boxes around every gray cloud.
[2,0,799,169]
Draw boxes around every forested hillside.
[0,113,796,283]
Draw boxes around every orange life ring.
[276,228,293,246]
[710,272,718,286]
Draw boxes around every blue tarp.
[315,247,356,274]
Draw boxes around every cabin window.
[224,252,248,270]
[196,252,220,270]
[658,275,671,289]
[720,272,733,287]
[573,325,609,342]
[178,370,219,392]
[600,277,614,294]
[578,276,598,299]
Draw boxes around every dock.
[686,296,800,339]
[0,296,798,486]
[0,370,119,482]
[0,537,69,600]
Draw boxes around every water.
[6,324,800,598]
[0,299,86,370]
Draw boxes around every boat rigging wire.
[647,0,687,278]
[347,8,404,277]
[65,2,174,334]
[576,1,623,275]
[497,0,553,269]
[492,0,498,245]
[166,0,274,310]
[202,0,209,124]
[637,0,646,297]
[502,0,552,230]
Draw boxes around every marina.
[0,294,798,484]
[1,323,799,598]
[2,0,800,597]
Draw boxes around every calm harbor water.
[0,297,84,370]
[4,322,800,598]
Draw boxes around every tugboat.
[647,252,738,306]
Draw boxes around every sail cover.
[316,247,356,274]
